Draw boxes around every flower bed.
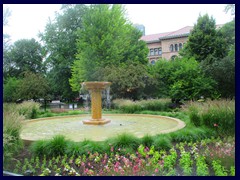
[9,137,235,176]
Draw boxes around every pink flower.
[214,123,218,127]
[111,147,114,152]
[84,168,89,174]
[155,168,159,173]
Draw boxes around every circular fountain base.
[21,114,186,143]
[83,119,111,125]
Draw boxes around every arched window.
[151,60,156,65]
[170,44,174,52]
[171,55,177,60]
[179,43,183,50]
[158,48,162,55]
[150,49,154,56]
[175,44,178,51]
[154,48,158,55]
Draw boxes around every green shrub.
[153,135,172,150]
[17,101,41,119]
[65,142,83,156]
[46,135,69,157]
[30,140,49,157]
[141,134,154,148]
[30,135,70,157]
[79,140,105,154]
[107,133,141,150]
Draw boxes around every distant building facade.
[140,26,193,64]
[140,25,223,64]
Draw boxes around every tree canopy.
[69,4,148,91]
[39,4,87,100]
[180,14,228,62]
[17,71,50,100]
[4,38,45,79]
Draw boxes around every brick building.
[140,26,193,64]
[140,25,223,64]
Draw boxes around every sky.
[3,4,233,44]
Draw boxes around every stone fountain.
[20,81,186,143]
[82,81,111,125]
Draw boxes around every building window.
[154,48,158,55]
[151,60,156,65]
[158,48,162,55]
[150,49,154,56]
[179,43,183,50]
[175,44,178,51]
[170,44,174,52]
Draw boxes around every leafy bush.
[106,133,141,150]
[65,142,83,156]
[3,77,21,102]
[79,139,106,154]
[29,140,49,157]
[30,135,70,157]
[17,101,41,119]
[141,134,154,148]
[46,135,69,157]
[151,58,217,102]
[153,135,172,151]
[112,98,171,113]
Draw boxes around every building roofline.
[159,33,190,40]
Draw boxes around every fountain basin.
[20,114,186,143]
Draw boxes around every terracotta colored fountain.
[82,81,111,125]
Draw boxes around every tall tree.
[39,4,87,100]
[70,4,148,91]
[4,38,45,78]
[180,14,228,62]
[17,71,50,101]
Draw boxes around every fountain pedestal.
[82,82,111,125]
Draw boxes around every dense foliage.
[39,4,87,100]
[3,38,45,79]
[149,57,217,102]
[70,4,148,91]
[179,14,235,99]
[3,4,235,101]
[180,14,228,62]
